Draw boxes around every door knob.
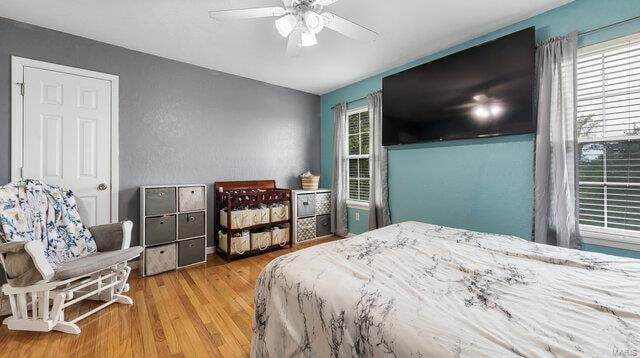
[98,183,108,191]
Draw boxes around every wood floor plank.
[0,237,340,358]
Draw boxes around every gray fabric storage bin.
[297,194,316,218]
[178,212,205,239]
[178,237,206,267]
[316,214,331,237]
[145,215,176,246]
[145,244,177,276]
[179,186,206,212]
[145,187,176,216]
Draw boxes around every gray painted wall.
[0,18,321,250]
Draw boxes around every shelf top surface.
[293,189,332,193]
[214,180,276,192]
[142,184,207,189]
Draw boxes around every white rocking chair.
[0,221,142,334]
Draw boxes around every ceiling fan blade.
[286,27,303,57]
[209,7,286,21]
[322,12,377,42]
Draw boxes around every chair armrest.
[0,241,27,254]
[24,241,55,281]
[0,241,54,285]
[89,221,133,252]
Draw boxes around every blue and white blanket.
[0,180,97,268]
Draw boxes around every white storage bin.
[250,207,270,226]
[271,227,290,246]
[220,208,251,229]
[218,231,250,254]
[144,243,177,276]
[251,231,272,250]
[270,205,289,222]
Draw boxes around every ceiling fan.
[209,0,378,57]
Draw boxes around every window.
[346,108,370,203]
[577,33,640,240]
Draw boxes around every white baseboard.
[206,246,215,255]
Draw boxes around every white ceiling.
[0,0,572,95]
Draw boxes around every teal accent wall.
[347,208,369,235]
[387,135,534,239]
[320,0,640,252]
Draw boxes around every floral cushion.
[0,180,97,268]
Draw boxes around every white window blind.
[346,108,370,202]
[577,33,640,233]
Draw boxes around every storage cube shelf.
[293,189,334,244]
[214,180,293,261]
[140,184,208,277]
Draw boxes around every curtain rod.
[331,96,367,110]
[330,16,640,111]
[579,15,640,37]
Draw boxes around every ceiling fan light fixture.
[303,11,325,34]
[301,31,318,47]
[208,1,378,56]
[275,14,298,38]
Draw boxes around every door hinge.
[17,82,24,96]
[19,166,24,179]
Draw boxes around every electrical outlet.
[355,212,360,221]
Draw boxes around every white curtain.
[367,91,391,230]
[534,32,580,249]
[331,103,348,236]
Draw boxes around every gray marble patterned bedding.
[251,222,640,357]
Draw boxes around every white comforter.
[251,222,640,357]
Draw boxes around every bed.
[251,221,640,357]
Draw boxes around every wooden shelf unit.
[214,180,293,261]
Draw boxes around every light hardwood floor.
[0,237,340,358]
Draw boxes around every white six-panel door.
[12,58,118,227]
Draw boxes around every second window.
[347,108,370,202]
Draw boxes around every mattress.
[251,221,640,357]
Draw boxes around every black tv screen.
[382,27,535,146]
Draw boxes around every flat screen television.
[382,27,535,146]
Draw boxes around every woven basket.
[301,175,320,191]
